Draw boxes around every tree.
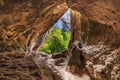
[40,27,70,54]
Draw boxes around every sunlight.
[40,9,71,54]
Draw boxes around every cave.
[40,9,71,54]
[0,0,120,80]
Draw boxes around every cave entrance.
[40,9,71,54]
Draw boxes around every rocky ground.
[31,51,90,80]
[0,50,91,80]
[0,46,119,80]
[0,52,42,80]
[0,52,61,80]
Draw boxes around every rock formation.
[0,0,68,52]
[67,1,120,79]
[0,0,120,80]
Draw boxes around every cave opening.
[40,9,71,54]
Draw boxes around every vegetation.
[40,27,71,54]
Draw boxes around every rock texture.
[67,0,120,80]
[0,52,42,80]
[67,0,120,34]
[0,52,62,80]
[0,0,120,80]
[0,0,68,52]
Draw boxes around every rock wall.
[0,0,68,52]
[67,0,120,80]
[0,0,120,80]
[67,0,120,34]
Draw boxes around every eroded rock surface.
[0,0,120,80]
[0,0,68,52]
[0,52,62,80]
[0,52,42,80]
[67,0,120,34]
[67,1,120,79]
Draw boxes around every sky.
[54,9,70,31]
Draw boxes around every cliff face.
[0,0,120,80]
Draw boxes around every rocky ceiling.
[0,0,68,52]
[0,0,119,52]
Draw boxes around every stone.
[0,0,120,80]
[0,0,68,52]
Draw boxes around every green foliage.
[40,27,71,54]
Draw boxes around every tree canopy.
[40,27,71,54]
